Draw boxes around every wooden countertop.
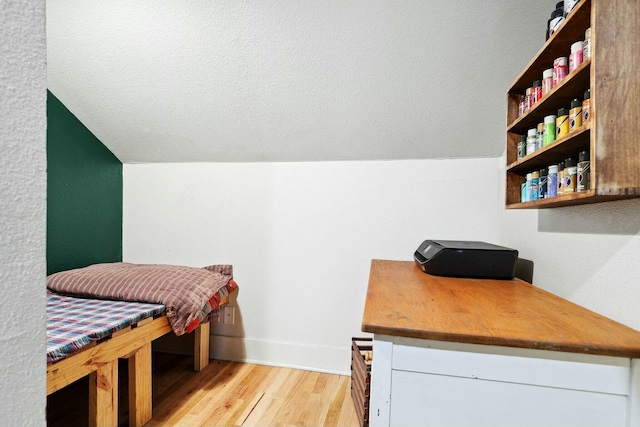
[362,259,640,358]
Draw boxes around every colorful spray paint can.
[582,89,591,125]
[557,161,565,195]
[583,28,591,59]
[556,107,570,138]
[529,171,540,201]
[539,168,548,199]
[547,164,558,197]
[553,57,568,87]
[544,115,557,146]
[577,150,590,192]
[526,128,537,156]
[569,41,584,73]
[542,69,553,96]
[563,158,577,193]
[569,98,582,131]
[518,134,526,159]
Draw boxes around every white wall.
[0,0,47,424]
[124,158,502,373]
[499,189,640,331]
[47,0,549,162]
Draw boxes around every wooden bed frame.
[47,315,210,427]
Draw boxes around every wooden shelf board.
[505,191,640,209]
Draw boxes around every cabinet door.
[390,369,626,427]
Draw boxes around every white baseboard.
[209,335,352,376]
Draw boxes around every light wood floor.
[47,352,360,427]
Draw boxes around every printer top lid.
[431,240,516,251]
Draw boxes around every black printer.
[414,240,518,279]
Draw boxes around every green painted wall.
[47,90,122,275]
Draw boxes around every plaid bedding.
[47,263,237,336]
[47,292,166,364]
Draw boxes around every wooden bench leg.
[128,342,153,427]
[89,359,118,427]
[194,322,210,371]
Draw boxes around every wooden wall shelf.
[505,0,640,208]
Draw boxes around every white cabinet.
[370,335,638,427]
[362,261,640,427]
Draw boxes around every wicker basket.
[351,337,372,427]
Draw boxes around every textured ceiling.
[47,1,548,163]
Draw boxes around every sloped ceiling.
[47,1,548,163]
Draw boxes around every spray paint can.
[564,158,577,193]
[582,89,591,124]
[583,28,591,60]
[532,80,543,105]
[529,171,540,201]
[526,128,537,156]
[556,107,570,139]
[542,69,553,96]
[569,98,582,131]
[564,0,580,16]
[544,115,557,146]
[548,8,565,38]
[525,173,532,202]
[547,164,558,197]
[536,123,545,150]
[557,161,565,195]
[569,41,584,73]
[518,134,526,159]
[577,150,590,192]
[539,168,548,199]
[553,57,568,87]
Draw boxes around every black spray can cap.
[571,98,582,108]
[540,167,548,177]
[565,157,576,167]
[584,88,590,100]
[579,150,589,162]
[558,107,570,116]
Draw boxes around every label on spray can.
[539,171,548,199]
[518,135,526,159]
[569,99,582,131]
[526,129,537,156]
[529,172,539,201]
[544,115,557,146]
[583,28,591,59]
[547,165,558,197]
[553,57,568,87]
